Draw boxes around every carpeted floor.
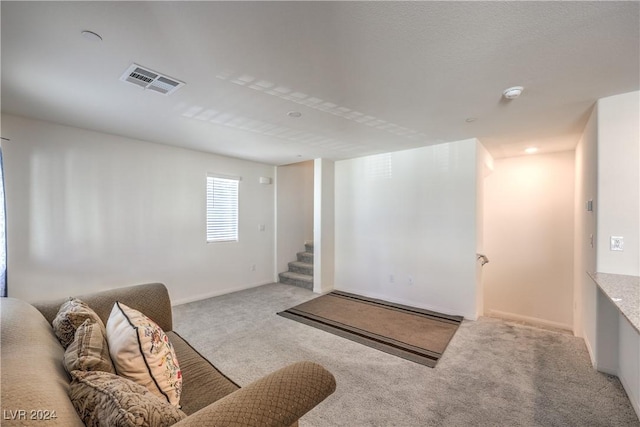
[173,283,640,427]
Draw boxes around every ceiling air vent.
[119,63,185,95]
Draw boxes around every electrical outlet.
[610,236,624,251]
[251,264,256,271]
[389,274,395,283]
[408,275,414,285]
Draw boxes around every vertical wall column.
[313,158,335,293]
[573,106,598,341]
[475,142,493,318]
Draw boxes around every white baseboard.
[596,363,618,377]
[171,281,272,306]
[486,309,573,332]
[583,332,597,368]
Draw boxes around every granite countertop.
[589,272,639,333]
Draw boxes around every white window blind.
[206,175,239,242]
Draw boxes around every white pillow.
[106,302,182,407]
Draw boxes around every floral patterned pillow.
[106,302,182,407]
[69,370,186,427]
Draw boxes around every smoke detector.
[120,64,185,95]
[503,86,524,99]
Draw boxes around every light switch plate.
[610,236,624,251]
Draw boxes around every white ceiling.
[2,1,639,165]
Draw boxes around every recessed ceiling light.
[525,147,538,154]
[287,111,302,118]
[503,86,524,99]
[81,30,103,42]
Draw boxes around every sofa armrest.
[173,361,336,427]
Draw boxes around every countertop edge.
[588,271,640,334]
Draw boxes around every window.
[206,175,239,242]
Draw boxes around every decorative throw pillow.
[69,370,186,427]
[64,319,116,374]
[106,302,182,407]
[53,298,106,349]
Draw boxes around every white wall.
[313,158,335,294]
[275,160,313,274]
[484,151,575,330]
[596,91,640,275]
[2,114,276,304]
[334,139,481,319]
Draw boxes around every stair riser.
[289,263,313,276]
[297,252,314,263]
[281,243,314,290]
[279,274,313,290]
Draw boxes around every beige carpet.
[278,291,462,367]
[173,283,640,426]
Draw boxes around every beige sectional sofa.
[0,283,336,426]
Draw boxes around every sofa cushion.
[64,318,116,374]
[53,297,106,349]
[166,331,240,415]
[69,370,187,427]
[107,302,182,407]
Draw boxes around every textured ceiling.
[1,1,639,165]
